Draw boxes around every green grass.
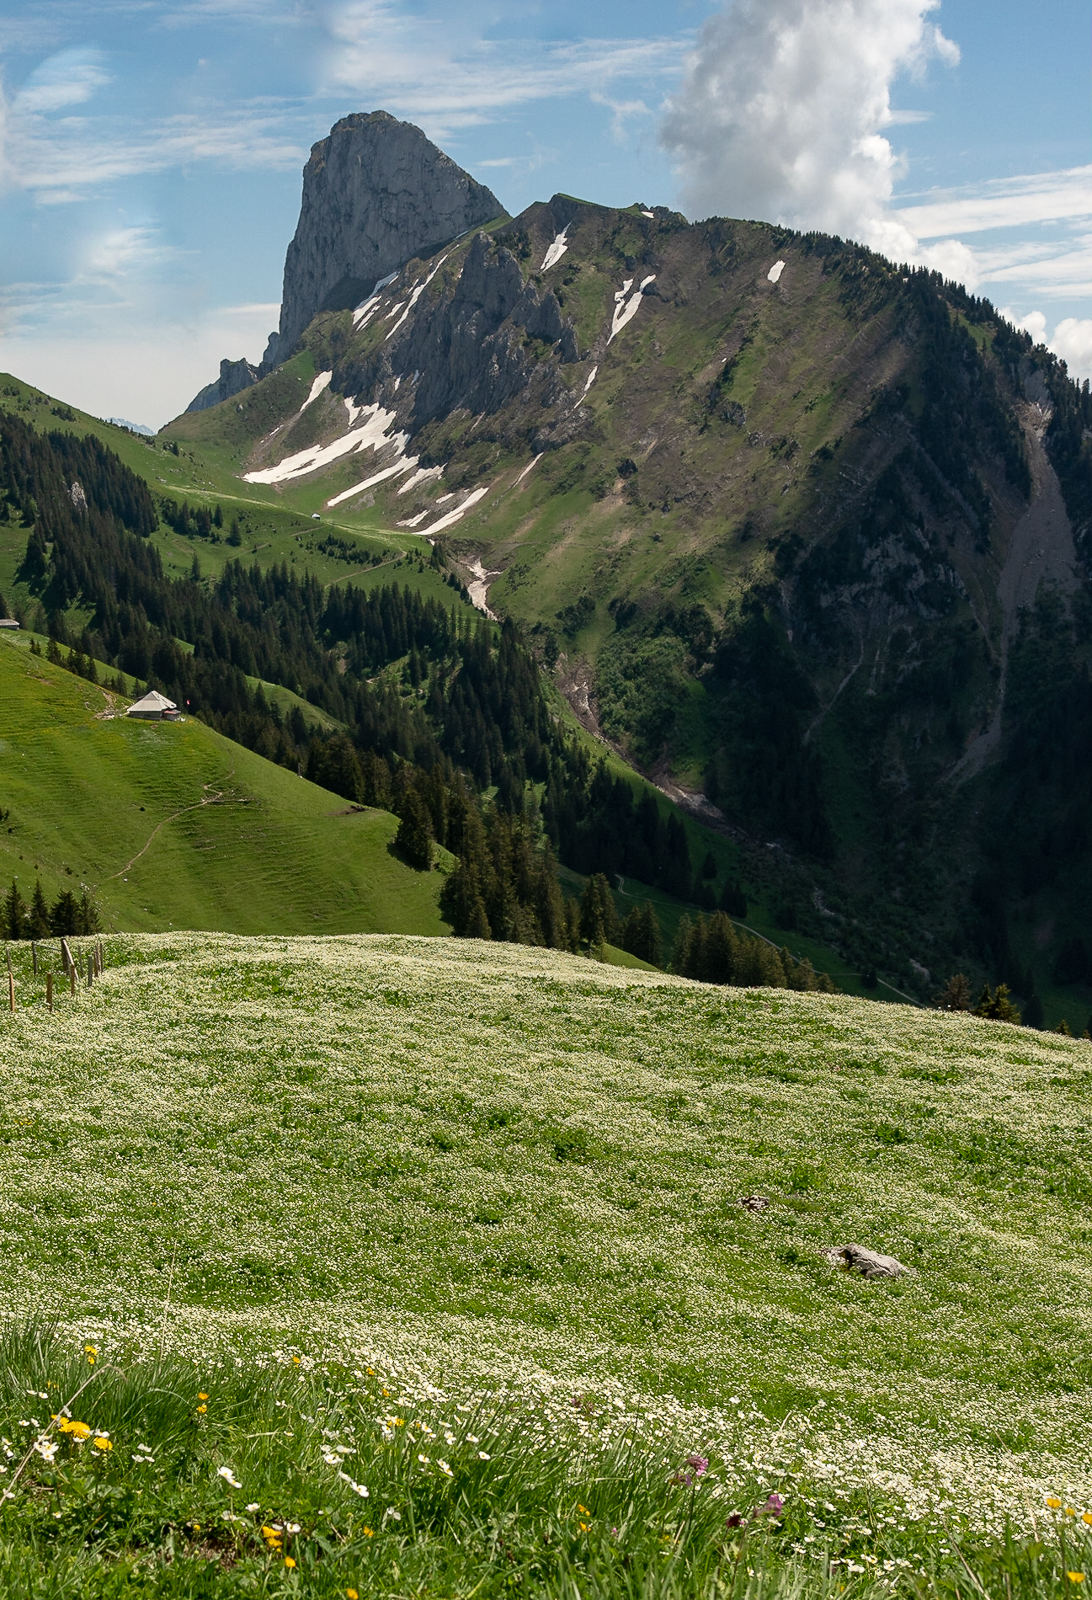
[1,932,1091,1593]
[0,633,450,936]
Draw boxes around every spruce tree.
[2,879,27,939]
[395,789,434,871]
[974,983,1021,1024]
[27,880,50,939]
[934,973,972,1011]
[579,873,618,949]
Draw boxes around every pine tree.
[975,983,1021,1024]
[27,880,51,939]
[2,878,27,939]
[49,889,79,935]
[934,973,973,1011]
[395,789,433,871]
[579,873,619,949]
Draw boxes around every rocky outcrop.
[335,232,578,433]
[262,111,506,370]
[185,358,260,414]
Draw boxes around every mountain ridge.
[163,169,1092,1017]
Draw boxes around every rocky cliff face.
[261,111,506,370]
[185,357,260,414]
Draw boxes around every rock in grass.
[824,1244,913,1279]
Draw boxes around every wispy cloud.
[14,45,111,112]
[895,166,1092,240]
[320,0,687,138]
[0,101,307,201]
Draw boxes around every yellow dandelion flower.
[1048,1498,1064,1510]
[1068,1508,1079,1517]
[284,1557,296,1569]
[58,1419,91,1439]
[1082,1513,1092,1526]
[92,1436,112,1452]
[197,1392,208,1401]
[262,1526,280,1540]
[196,1404,207,1414]
[348,1589,361,1598]
[579,1521,589,1532]
[362,1529,374,1539]
[1068,1574,1086,1585]
[292,1356,300,1366]
[578,1505,590,1516]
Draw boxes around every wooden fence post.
[31,941,38,976]
[86,954,93,988]
[46,971,53,1013]
[60,939,73,978]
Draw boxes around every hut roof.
[126,689,178,716]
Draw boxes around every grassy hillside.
[145,203,1092,1021]
[0,631,450,935]
[0,931,1089,1593]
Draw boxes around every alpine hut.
[126,689,180,721]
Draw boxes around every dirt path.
[949,417,1078,783]
[104,775,239,881]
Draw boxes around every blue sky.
[0,0,1089,427]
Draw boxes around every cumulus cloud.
[661,0,958,249]
[1002,307,1092,383]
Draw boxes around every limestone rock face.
[185,358,260,414]
[262,111,506,370]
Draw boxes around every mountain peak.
[261,110,508,370]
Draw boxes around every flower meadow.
[1,931,1091,1595]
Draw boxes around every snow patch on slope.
[398,465,444,496]
[767,260,786,284]
[576,364,598,405]
[326,459,416,507]
[415,485,490,536]
[302,371,332,410]
[243,401,409,486]
[353,270,400,328]
[384,254,449,342]
[608,276,655,343]
[541,226,570,272]
[515,454,542,484]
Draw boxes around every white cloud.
[1050,317,1092,379]
[85,225,173,279]
[0,101,306,201]
[13,46,111,113]
[1001,307,1092,382]
[895,166,1092,239]
[660,0,958,246]
[320,0,686,139]
[591,91,653,144]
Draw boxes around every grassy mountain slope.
[1,931,1089,1574]
[154,197,1092,1017]
[0,382,887,995]
[0,631,450,935]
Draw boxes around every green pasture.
[0,633,449,936]
[0,932,1089,1594]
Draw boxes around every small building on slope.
[126,689,180,721]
